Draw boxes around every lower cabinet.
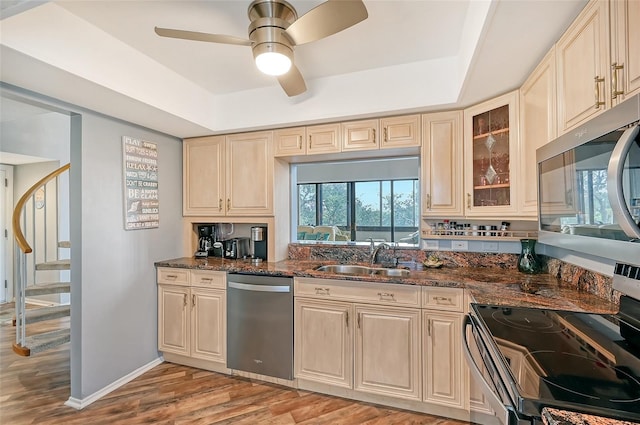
[157,268,226,366]
[355,305,421,400]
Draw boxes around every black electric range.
[464,262,640,424]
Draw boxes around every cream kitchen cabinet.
[422,287,466,409]
[342,116,421,153]
[183,136,226,216]
[610,0,640,105]
[294,277,422,401]
[519,47,557,217]
[274,126,306,157]
[183,132,274,216]
[307,123,341,155]
[463,91,520,217]
[355,304,421,401]
[421,111,463,217]
[157,268,226,365]
[294,298,352,388]
[556,0,610,133]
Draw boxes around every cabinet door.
[463,91,519,217]
[158,285,189,356]
[611,0,640,104]
[191,288,226,363]
[519,48,557,216]
[183,136,226,216]
[307,123,341,154]
[294,299,352,388]
[226,131,273,215]
[380,114,421,149]
[274,127,306,157]
[423,311,464,408]
[556,0,610,133]
[342,119,379,152]
[421,111,463,217]
[355,305,421,400]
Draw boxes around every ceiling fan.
[154,0,368,97]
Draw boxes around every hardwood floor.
[0,308,470,424]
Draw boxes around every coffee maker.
[195,225,217,258]
[251,226,267,262]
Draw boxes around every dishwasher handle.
[228,281,291,293]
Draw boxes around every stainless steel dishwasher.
[227,273,293,380]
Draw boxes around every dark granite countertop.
[155,257,618,314]
[542,407,638,425]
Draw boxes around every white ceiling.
[0,0,587,138]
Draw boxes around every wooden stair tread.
[14,305,70,325]
[35,259,70,271]
[12,328,70,356]
[25,282,71,296]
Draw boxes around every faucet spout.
[370,242,394,266]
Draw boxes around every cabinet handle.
[218,199,222,211]
[192,294,196,307]
[377,292,396,301]
[309,135,312,149]
[467,193,471,209]
[183,294,187,307]
[357,312,361,329]
[426,193,431,210]
[227,198,230,211]
[611,63,624,99]
[594,76,605,109]
[383,127,388,143]
[345,311,349,328]
[372,128,376,144]
[428,319,432,336]
[297,135,302,149]
[433,296,453,304]
[166,274,177,279]
[314,287,330,295]
[200,277,212,282]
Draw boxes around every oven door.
[463,314,534,425]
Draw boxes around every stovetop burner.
[490,308,564,333]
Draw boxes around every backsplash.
[287,243,618,303]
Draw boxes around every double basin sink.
[315,264,410,277]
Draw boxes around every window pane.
[320,183,348,226]
[355,181,381,226]
[381,181,392,227]
[393,180,419,243]
[298,184,317,226]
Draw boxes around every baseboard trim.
[64,357,163,410]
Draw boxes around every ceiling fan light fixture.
[253,43,292,76]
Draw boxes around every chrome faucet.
[370,242,394,266]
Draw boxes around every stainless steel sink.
[315,264,410,277]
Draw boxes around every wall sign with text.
[122,136,159,230]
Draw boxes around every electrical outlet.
[452,240,468,251]
[482,241,499,252]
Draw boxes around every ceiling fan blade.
[277,65,307,97]
[284,0,368,46]
[154,27,252,46]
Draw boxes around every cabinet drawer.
[191,270,226,289]
[422,287,464,312]
[157,268,189,286]
[295,277,421,308]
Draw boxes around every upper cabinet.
[421,111,463,217]
[556,0,610,134]
[307,123,342,155]
[342,119,379,152]
[610,0,640,105]
[274,127,306,157]
[183,131,274,217]
[380,115,421,149]
[183,136,226,216]
[519,48,557,217]
[463,91,520,217]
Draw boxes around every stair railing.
[12,163,70,349]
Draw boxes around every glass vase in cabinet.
[464,91,519,217]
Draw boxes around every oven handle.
[463,314,513,425]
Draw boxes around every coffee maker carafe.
[195,225,215,258]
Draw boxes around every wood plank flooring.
[0,305,471,424]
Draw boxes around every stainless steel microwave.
[537,93,640,264]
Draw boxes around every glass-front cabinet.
[464,91,519,217]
